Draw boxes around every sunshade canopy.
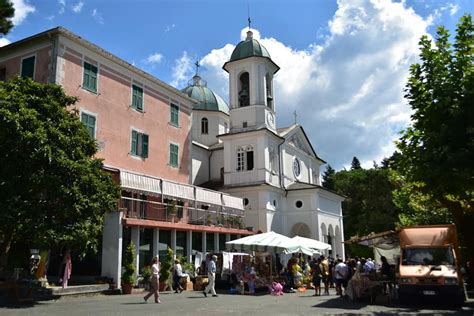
[292,235,332,251]
[226,231,313,254]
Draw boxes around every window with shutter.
[130,130,149,158]
[169,144,179,167]
[21,56,35,78]
[83,61,98,92]
[170,103,179,126]
[80,112,96,139]
[132,84,144,111]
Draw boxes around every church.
[183,29,345,258]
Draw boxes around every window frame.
[169,143,179,168]
[170,103,180,127]
[130,128,149,159]
[201,117,209,134]
[80,110,97,139]
[20,55,36,79]
[82,61,98,93]
[131,83,144,112]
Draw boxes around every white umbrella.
[226,231,300,254]
[292,235,332,252]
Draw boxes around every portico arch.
[291,222,311,238]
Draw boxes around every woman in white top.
[144,257,160,303]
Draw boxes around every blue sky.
[2,0,473,170]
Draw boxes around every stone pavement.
[1,288,473,315]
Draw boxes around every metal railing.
[120,196,245,228]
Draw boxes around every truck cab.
[398,225,466,304]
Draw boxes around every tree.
[350,156,362,170]
[0,0,14,35]
[0,77,120,268]
[322,164,336,190]
[332,167,401,257]
[397,15,474,269]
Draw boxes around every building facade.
[0,27,250,287]
[187,30,346,258]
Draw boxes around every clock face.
[266,112,274,126]
[293,158,301,178]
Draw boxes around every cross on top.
[294,110,298,124]
[195,61,200,75]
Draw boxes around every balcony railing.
[120,196,245,229]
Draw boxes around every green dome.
[230,30,271,62]
[181,75,229,114]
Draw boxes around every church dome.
[181,75,229,114]
[229,30,271,62]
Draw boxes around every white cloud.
[92,8,104,24]
[448,3,459,16]
[170,51,193,87]
[72,1,84,13]
[10,0,36,26]
[0,38,11,47]
[164,24,176,32]
[197,0,431,169]
[58,0,66,14]
[146,53,163,64]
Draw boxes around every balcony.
[118,170,245,229]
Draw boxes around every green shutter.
[83,62,98,92]
[132,85,143,111]
[21,56,35,78]
[81,113,96,138]
[131,130,138,155]
[170,104,179,126]
[142,134,149,158]
[170,144,178,167]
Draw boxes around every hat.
[212,255,217,260]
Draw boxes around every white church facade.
[184,30,345,258]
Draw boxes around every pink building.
[0,27,250,287]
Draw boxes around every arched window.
[201,118,208,134]
[265,73,273,109]
[239,72,250,107]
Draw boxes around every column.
[202,231,207,254]
[101,211,123,288]
[171,229,177,259]
[131,226,140,279]
[214,232,219,252]
[152,227,160,258]
[186,230,192,263]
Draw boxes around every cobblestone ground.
[1,289,473,316]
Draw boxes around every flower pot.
[122,283,133,294]
[159,281,169,292]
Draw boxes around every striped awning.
[162,180,195,201]
[196,188,222,205]
[120,171,161,196]
[222,194,244,210]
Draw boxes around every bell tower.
[223,30,280,133]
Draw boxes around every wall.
[191,144,209,185]
[57,35,193,183]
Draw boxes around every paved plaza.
[1,289,473,316]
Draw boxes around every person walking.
[144,257,161,303]
[311,257,323,296]
[321,256,330,295]
[59,249,72,288]
[202,255,218,297]
[173,259,184,293]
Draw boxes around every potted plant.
[140,265,152,290]
[122,243,136,294]
[159,247,173,291]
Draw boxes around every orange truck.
[398,224,466,304]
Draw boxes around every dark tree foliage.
[0,77,120,268]
[332,167,401,257]
[350,157,362,170]
[322,165,336,190]
[397,15,474,268]
[0,0,14,35]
